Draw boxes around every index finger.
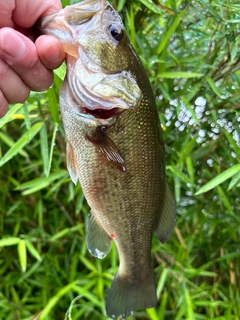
[0,0,62,29]
[0,1,15,28]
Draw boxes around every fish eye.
[108,24,124,42]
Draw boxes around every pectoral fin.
[87,213,112,259]
[66,141,79,185]
[155,184,176,243]
[86,126,126,173]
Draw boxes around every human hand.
[0,0,66,117]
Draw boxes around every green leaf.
[146,307,159,320]
[54,62,66,81]
[0,122,43,166]
[0,237,20,247]
[40,123,49,176]
[206,76,222,98]
[18,240,27,272]
[47,123,59,176]
[79,256,97,272]
[228,171,240,190]
[186,156,195,184]
[178,136,198,165]
[230,42,238,62]
[181,97,200,125]
[185,288,194,319]
[117,0,127,11]
[0,104,23,128]
[195,164,240,195]
[14,170,68,195]
[139,0,165,14]
[158,72,203,78]
[23,103,31,130]
[167,165,194,185]
[25,240,42,262]
[47,87,59,124]
[224,129,240,159]
[126,6,136,47]
[217,186,233,213]
[39,282,78,319]
[157,268,168,296]
[157,10,185,54]
[50,225,82,242]
[0,132,28,158]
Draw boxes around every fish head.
[39,0,142,123]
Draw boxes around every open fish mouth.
[82,107,119,120]
[68,60,142,121]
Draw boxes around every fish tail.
[106,271,157,319]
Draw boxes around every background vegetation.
[0,0,239,319]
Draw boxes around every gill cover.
[39,0,142,115]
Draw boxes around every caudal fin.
[106,272,157,319]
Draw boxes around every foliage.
[0,0,239,319]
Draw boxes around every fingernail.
[0,30,27,59]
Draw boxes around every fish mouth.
[82,107,119,120]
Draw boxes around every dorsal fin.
[155,183,176,243]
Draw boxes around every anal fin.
[87,212,112,259]
[155,183,176,243]
[86,126,126,173]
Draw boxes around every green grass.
[0,0,240,319]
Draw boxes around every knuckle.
[28,66,53,92]
[27,51,39,69]
[0,59,30,104]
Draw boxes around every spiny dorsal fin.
[86,126,126,173]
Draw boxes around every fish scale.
[39,0,176,318]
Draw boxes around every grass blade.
[54,62,66,81]
[0,132,28,158]
[47,123,59,176]
[158,72,203,78]
[195,164,240,195]
[157,10,185,54]
[139,0,166,14]
[18,240,27,272]
[0,237,20,247]
[47,87,59,124]
[15,170,67,195]
[206,76,222,98]
[0,104,23,128]
[40,123,49,176]
[25,240,42,262]
[0,122,43,166]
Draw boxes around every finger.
[0,28,53,92]
[0,90,9,118]
[35,35,65,70]
[0,58,30,104]
[0,0,15,28]
[13,0,62,28]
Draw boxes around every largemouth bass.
[39,0,176,318]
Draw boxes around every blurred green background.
[0,0,239,319]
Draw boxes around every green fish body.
[39,1,175,318]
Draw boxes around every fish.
[39,0,176,318]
